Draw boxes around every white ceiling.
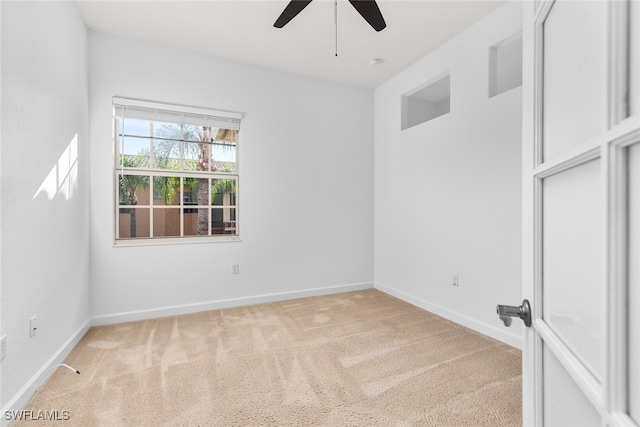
[74,0,507,89]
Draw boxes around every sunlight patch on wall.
[33,134,78,201]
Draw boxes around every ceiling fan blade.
[274,0,313,28]
[348,0,386,32]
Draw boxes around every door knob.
[496,299,531,327]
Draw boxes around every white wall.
[373,1,523,347]
[0,0,90,415]
[88,33,374,320]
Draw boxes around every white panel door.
[519,0,640,426]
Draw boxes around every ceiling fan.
[274,0,387,32]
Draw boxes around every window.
[113,98,241,243]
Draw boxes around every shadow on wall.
[33,134,79,201]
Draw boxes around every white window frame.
[113,97,242,246]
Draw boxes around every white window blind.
[113,97,242,131]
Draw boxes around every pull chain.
[334,0,338,57]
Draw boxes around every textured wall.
[0,0,90,411]
[88,33,374,319]
[374,1,523,347]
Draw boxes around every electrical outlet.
[0,335,6,361]
[452,275,459,287]
[232,264,239,274]
[30,315,37,337]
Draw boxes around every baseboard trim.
[92,282,374,326]
[374,282,522,349]
[1,319,92,427]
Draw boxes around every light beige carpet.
[14,289,521,426]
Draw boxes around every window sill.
[113,235,241,248]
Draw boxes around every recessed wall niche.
[401,74,451,130]
[489,33,523,97]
